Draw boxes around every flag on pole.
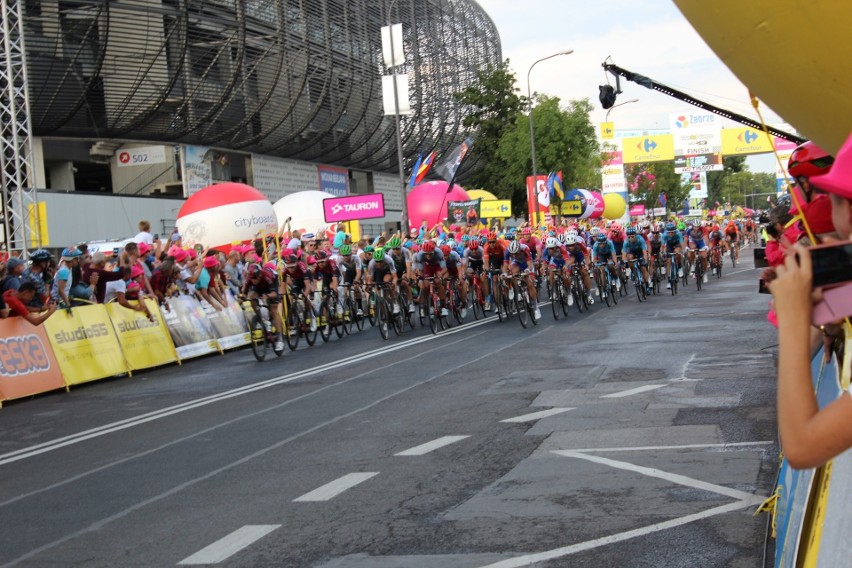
[414,151,437,186]
[435,137,474,185]
[657,192,667,207]
[547,171,564,200]
[408,153,423,188]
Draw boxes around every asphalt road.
[0,248,779,568]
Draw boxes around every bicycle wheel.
[331,300,346,338]
[670,272,678,295]
[353,294,366,331]
[248,315,267,361]
[451,287,464,325]
[633,270,644,302]
[618,268,629,297]
[303,304,318,346]
[515,283,529,328]
[731,249,737,268]
[558,280,570,317]
[341,295,354,335]
[377,298,389,339]
[610,274,619,305]
[389,299,403,336]
[550,279,560,320]
[695,262,703,291]
[399,292,416,330]
[285,301,300,351]
[428,294,440,334]
[470,286,483,320]
[527,288,539,326]
[319,302,332,343]
[716,254,723,278]
[681,259,690,287]
[367,290,378,327]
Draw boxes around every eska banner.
[621,134,675,164]
[0,318,64,402]
[44,305,129,386]
[106,299,178,371]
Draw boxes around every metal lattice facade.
[21,0,501,179]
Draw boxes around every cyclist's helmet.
[468,239,480,250]
[363,245,375,254]
[314,250,328,261]
[545,237,559,249]
[246,263,263,279]
[611,223,622,232]
[61,247,83,259]
[372,248,385,261]
[521,227,532,236]
[421,240,436,253]
[595,233,607,243]
[339,244,351,256]
[440,244,451,256]
[625,227,637,236]
[566,235,579,246]
[677,221,686,231]
[508,240,520,254]
[557,233,568,244]
[665,222,677,232]
[642,219,651,228]
[566,230,579,239]
[30,248,52,262]
[387,236,401,248]
[589,227,600,236]
[788,141,834,179]
[461,235,470,243]
[504,233,515,241]
[486,231,497,242]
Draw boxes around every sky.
[474,0,786,172]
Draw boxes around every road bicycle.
[650,253,664,295]
[568,264,591,312]
[445,277,466,326]
[665,252,680,295]
[316,287,345,342]
[466,269,487,320]
[396,278,417,331]
[282,288,318,350]
[693,251,706,291]
[240,297,284,361]
[547,266,570,320]
[508,271,538,328]
[626,259,647,303]
[420,276,448,334]
[709,246,723,279]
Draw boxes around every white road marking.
[0,317,500,467]
[293,472,379,502]
[561,441,773,453]
[553,450,756,501]
[395,435,470,456]
[500,408,575,423]
[178,525,279,565]
[600,384,665,398]
[475,498,762,568]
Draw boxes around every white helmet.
[508,240,520,254]
[641,219,650,228]
[590,227,601,236]
[556,233,567,244]
[566,230,579,239]
[564,235,577,246]
[545,237,558,248]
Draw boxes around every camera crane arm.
[601,61,805,144]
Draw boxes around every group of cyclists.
[239,213,753,353]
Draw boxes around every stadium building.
[1,0,500,247]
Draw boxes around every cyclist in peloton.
[542,237,574,306]
[686,221,710,284]
[504,240,542,321]
[621,226,652,293]
[386,237,415,314]
[413,241,448,317]
[724,219,740,263]
[365,247,400,313]
[648,224,664,271]
[240,263,286,351]
[441,244,466,316]
[518,227,541,261]
[591,232,620,291]
[313,250,343,315]
[334,244,363,316]
[462,237,487,309]
[564,233,595,305]
[661,222,685,289]
[607,222,627,257]
[482,231,506,312]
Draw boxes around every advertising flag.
[435,138,473,183]
[408,153,423,188]
[414,151,437,186]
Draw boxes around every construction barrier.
[44,304,130,386]
[0,317,64,401]
[106,299,178,371]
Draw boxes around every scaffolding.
[0,0,39,255]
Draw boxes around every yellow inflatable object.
[603,193,627,219]
[673,0,852,154]
[467,189,498,201]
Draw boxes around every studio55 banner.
[106,299,178,371]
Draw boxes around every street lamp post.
[527,50,573,222]
[605,98,639,122]
[387,0,408,232]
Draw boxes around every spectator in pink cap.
[104,265,155,321]
[768,131,852,468]
[196,254,226,310]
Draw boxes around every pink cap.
[171,248,188,263]
[138,242,151,255]
[130,264,144,279]
[810,131,852,200]
[203,256,219,269]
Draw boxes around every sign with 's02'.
[116,145,167,168]
[323,193,385,222]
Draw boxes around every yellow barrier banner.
[44,305,129,386]
[721,127,775,155]
[550,200,584,216]
[106,299,178,371]
[480,200,512,218]
[621,134,675,163]
[0,317,65,402]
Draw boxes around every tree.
[717,171,776,208]
[452,60,525,190]
[706,155,747,205]
[494,95,601,216]
[624,162,691,212]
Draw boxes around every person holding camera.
[768,132,852,469]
